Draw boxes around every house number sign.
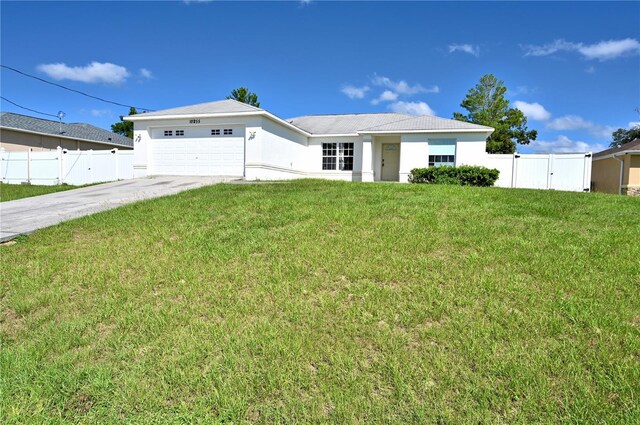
[189,119,200,124]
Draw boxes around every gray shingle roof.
[132,99,263,118]
[288,113,493,134]
[593,138,640,158]
[287,113,412,135]
[360,115,494,132]
[0,112,133,148]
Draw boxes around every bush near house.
[409,165,500,186]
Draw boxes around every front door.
[381,143,400,181]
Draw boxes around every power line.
[0,96,60,118]
[0,64,155,111]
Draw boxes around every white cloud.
[448,44,480,57]
[372,74,439,95]
[585,65,596,74]
[528,135,606,154]
[37,61,130,84]
[90,109,112,117]
[341,85,370,99]
[79,108,113,118]
[522,38,640,61]
[579,38,640,60]
[513,101,551,121]
[139,68,153,79]
[389,101,435,116]
[629,121,640,128]
[547,115,615,139]
[371,90,399,105]
[547,115,592,130]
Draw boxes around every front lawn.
[0,182,81,202]
[1,180,638,423]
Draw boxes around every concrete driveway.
[0,176,234,242]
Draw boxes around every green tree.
[227,87,260,107]
[453,74,537,154]
[111,107,137,139]
[610,125,640,148]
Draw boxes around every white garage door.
[150,127,244,176]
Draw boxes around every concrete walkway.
[0,176,234,242]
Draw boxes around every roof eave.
[0,125,132,148]
[593,150,640,160]
[357,128,494,135]
[126,110,312,137]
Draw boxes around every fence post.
[57,146,63,184]
[113,148,119,180]
[512,153,519,188]
[547,154,554,190]
[27,148,32,184]
[89,149,93,184]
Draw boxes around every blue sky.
[1,1,639,153]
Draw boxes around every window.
[428,155,455,167]
[211,129,221,136]
[164,130,173,137]
[322,142,354,171]
[175,130,184,136]
[428,140,456,167]
[223,128,233,135]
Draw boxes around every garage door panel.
[151,131,244,176]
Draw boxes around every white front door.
[381,143,400,181]
[150,127,244,176]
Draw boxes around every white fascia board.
[357,128,494,135]
[124,111,261,121]
[261,111,312,137]
[308,133,360,138]
[0,125,131,148]
[125,110,312,137]
[593,150,640,160]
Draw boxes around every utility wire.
[1,64,155,111]
[0,96,60,118]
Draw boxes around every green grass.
[1,180,639,423]
[0,182,81,202]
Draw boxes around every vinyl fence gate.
[1,147,134,186]
[484,153,592,192]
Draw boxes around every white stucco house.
[125,99,493,182]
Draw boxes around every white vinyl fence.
[484,153,592,192]
[1,147,134,186]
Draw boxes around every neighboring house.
[0,112,133,152]
[591,138,640,196]
[125,99,493,182]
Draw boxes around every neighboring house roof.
[132,99,263,118]
[0,112,133,148]
[126,99,495,136]
[593,138,640,159]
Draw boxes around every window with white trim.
[428,155,455,167]
[164,130,173,137]
[211,129,221,136]
[223,128,233,135]
[322,142,354,171]
[175,130,184,136]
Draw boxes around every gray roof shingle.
[0,112,133,148]
[132,99,263,118]
[288,113,493,134]
[359,115,494,132]
[287,113,412,135]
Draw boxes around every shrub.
[408,165,500,187]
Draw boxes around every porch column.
[361,135,374,182]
